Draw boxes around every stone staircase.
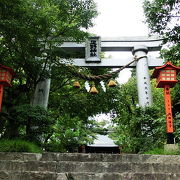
[0,152,180,180]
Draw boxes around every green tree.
[45,114,97,152]
[143,0,179,44]
[45,64,120,151]
[143,0,179,66]
[1,105,54,144]
[109,77,166,153]
[143,0,179,65]
[0,0,98,142]
[143,0,180,141]
[0,0,121,150]
[0,0,98,104]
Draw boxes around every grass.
[143,145,180,155]
[0,139,42,153]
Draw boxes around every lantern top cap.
[152,61,180,78]
[0,64,15,75]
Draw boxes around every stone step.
[41,153,180,164]
[0,171,180,180]
[50,161,180,174]
[0,160,180,173]
[0,152,42,161]
[0,152,180,164]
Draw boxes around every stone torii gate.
[33,36,164,108]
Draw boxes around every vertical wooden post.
[164,85,174,144]
[0,84,4,112]
[164,85,174,133]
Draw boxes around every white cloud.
[89,0,149,37]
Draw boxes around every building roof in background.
[88,135,118,147]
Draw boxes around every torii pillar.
[31,79,51,109]
[133,45,153,107]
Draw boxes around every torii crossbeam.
[57,36,163,67]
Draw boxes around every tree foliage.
[0,104,54,144]
[109,77,167,153]
[47,65,120,151]
[143,0,179,44]
[45,114,97,152]
[143,0,179,67]
[0,0,121,151]
[0,0,98,96]
[144,0,180,143]
[0,0,99,148]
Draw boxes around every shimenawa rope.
[68,55,147,81]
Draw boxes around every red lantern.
[0,64,15,111]
[152,62,180,88]
[152,62,180,134]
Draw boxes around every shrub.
[0,139,42,153]
[43,141,67,153]
[110,106,166,153]
[1,104,55,145]
[143,146,180,155]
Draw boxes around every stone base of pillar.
[164,144,179,153]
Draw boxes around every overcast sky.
[88,0,150,83]
[89,0,149,37]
